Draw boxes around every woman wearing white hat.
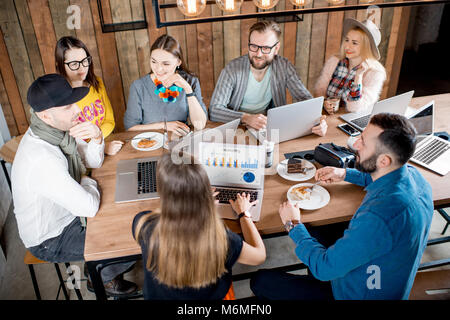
[314,17,386,114]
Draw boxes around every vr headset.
[314,143,356,168]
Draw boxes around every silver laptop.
[408,101,450,176]
[340,90,414,131]
[115,156,160,203]
[248,96,324,144]
[115,119,241,203]
[199,142,265,221]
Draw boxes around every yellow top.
[76,78,115,138]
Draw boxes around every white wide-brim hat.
[343,18,381,60]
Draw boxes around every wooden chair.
[409,269,450,300]
[24,250,83,300]
[0,134,24,190]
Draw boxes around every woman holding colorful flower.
[124,35,207,136]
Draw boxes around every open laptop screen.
[199,142,265,188]
[408,102,433,144]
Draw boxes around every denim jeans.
[28,218,135,283]
[250,221,350,300]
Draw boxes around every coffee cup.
[326,97,340,113]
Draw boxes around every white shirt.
[11,128,105,248]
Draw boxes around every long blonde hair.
[137,153,228,289]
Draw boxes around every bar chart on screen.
[200,143,260,169]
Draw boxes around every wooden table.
[84,94,450,300]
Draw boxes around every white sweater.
[11,128,105,248]
[314,56,386,113]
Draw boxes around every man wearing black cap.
[11,74,137,297]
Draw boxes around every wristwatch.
[186,92,195,97]
[284,220,300,233]
[238,210,252,220]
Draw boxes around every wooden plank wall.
[0,0,410,136]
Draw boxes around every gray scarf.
[30,110,86,183]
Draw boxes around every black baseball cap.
[27,73,89,112]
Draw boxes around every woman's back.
[133,211,243,300]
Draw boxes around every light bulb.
[289,0,309,6]
[327,0,344,5]
[216,0,243,12]
[253,0,280,10]
[177,0,207,17]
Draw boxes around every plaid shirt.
[326,58,362,103]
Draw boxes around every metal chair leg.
[443,222,449,235]
[28,265,41,300]
[54,263,70,300]
[1,159,11,191]
[436,209,450,235]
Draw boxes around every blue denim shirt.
[289,165,434,300]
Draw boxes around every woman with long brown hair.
[132,153,266,299]
[55,36,124,155]
[124,35,207,136]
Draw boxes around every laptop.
[248,96,324,144]
[115,155,160,203]
[168,118,240,156]
[115,119,241,203]
[199,142,265,221]
[340,90,414,131]
[408,101,450,176]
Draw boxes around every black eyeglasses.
[248,41,279,54]
[64,56,92,71]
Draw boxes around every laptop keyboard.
[351,114,371,129]
[137,161,157,194]
[215,188,258,204]
[414,138,449,165]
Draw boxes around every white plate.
[277,159,316,182]
[131,132,164,151]
[287,183,330,210]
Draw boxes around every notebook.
[115,119,241,203]
[115,156,160,203]
[408,101,450,176]
[248,97,324,144]
[199,142,265,221]
[340,90,414,131]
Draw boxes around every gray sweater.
[209,55,313,123]
[124,72,207,130]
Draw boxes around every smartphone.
[338,123,361,136]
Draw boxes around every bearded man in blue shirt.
[250,113,434,300]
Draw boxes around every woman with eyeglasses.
[123,35,207,136]
[55,36,123,155]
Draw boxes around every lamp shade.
[216,0,243,12]
[177,0,207,16]
[289,0,310,6]
[253,0,280,10]
[327,0,345,5]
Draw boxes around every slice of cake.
[287,158,306,174]
[291,186,312,201]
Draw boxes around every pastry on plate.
[287,158,306,174]
[291,186,312,201]
[137,138,157,149]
